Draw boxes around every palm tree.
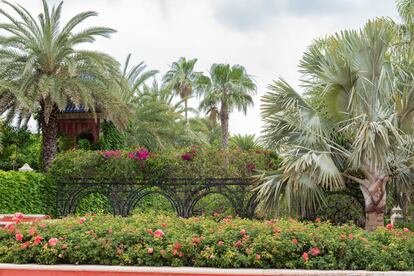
[257,18,414,231]
[162,57,199,123]
[0,0,128,169]
[198,64,256,150]
[229,134,261,151]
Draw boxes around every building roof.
[64,103,87,113]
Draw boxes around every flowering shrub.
[48,147,280,181]
[1,213,414,270]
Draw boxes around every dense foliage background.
[0,171,54,214]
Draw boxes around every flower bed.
[0,213,413,271]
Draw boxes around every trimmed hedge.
[0,171,55,215]
[48,147,279,181]
[0,213,413,270]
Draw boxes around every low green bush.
[0,213,413,270]
[0,171,55,215]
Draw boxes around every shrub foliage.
[0,171,55,215]
[0,213,413,270]
[48,147,279,181]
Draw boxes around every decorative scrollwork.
[57,178,258,218]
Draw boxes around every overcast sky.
[8,0,399,135]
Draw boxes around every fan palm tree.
[198,64,256,150]
[230,134,261,151]
[162,57,199,123]
[0,0,128,169]
[257,18,414,231]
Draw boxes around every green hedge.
[0,171,55,215]
[48,147,279,181]
[1,213,413,270]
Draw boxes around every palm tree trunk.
[40,108,58,171]
[184,99,188,124]
[359,175,387,231]
[220,103,229,150]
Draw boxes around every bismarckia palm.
[257,18,414,230]
[0,0,129,169]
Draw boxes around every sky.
[8,0,399,135]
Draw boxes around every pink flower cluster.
[181,147,197,161]
[128,148,149,161]
[102,150,122,159]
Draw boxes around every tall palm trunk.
[184,99,188,124]
[40,107,58,171]
[220,102,229,150]
[359,170,388,231]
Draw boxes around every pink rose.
[404,228,410,233]
[154,229,164,238]
[255,254,261,260]
[217,240,224,246]
[34,236,43,245]
[240,229,247,235]
[29,227,36,236]
[310,247,320,256]
[148,229,153,235]
[147,247,154,254]
[79,217,87,224]
[48,237,58,246]
[386,223,393,229]
[234,240,242,248]
[292,238,298,245]
[15,233,23,242]
[302,252,309,262]
[20,241,30,249]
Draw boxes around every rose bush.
[0,212,413,270]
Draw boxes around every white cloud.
[5,0,400,136]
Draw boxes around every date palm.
[0,0,128,169]
[162,57,199,123]
[198,64,256,149]
[258,18,414,230]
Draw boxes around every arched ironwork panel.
[123,188,182,216]
[57,178,255,218]
[187,190,241,217]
